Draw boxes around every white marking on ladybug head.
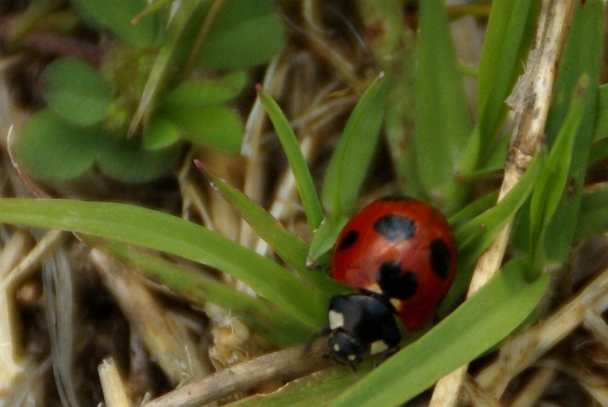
[390,298,401,309]
[328,310,345,330]
[333,343,341,352]
[370,340,389,355]
[348,354,357,362]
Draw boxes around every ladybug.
[325,196,457,365]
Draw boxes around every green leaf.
[591,84,608,144]
[143,116,181,150]
[197,0,285,70]
[258,87,325,231]
[71,0,161,49]
[162,72,248,108]
[476,0,540,151]
[321,73,386,218]
[0,199,327,329]
[43,57,114,126]
[161,105,242,154]
[331,259,549,407]
[574,185,608,242]
[196,162,345,296]
[227,365,368,407]
[96,137,181,183]
[307,216,348,267]
[415,0,471,201]
[440,153,542,314]
[128,0,206,135]
[100,240,310,346]
[539,0,604,268]
[528,77,588,274]
[14,109,100,181]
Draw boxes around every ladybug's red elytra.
[325,196,457,365]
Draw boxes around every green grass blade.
[574,185,608,242]
[440,152,543,314]
[0,199,327,330]
[321,73,386,218]
[476,0,540,151]
[539,0,604,268]
[529,77,588,275]
[99,240,310,346]
[307,216,348,267]
[195,161,344,296]
[591,83,608,145]
[416,0,471,204]
[331,258,549,407]
[257,86,325,231]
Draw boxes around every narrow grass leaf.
[591,83,608,144]
[476,0,540,151]
[196,161,345,296]
[0,199,327,329]
[99,240,311,346]
[539,0,604,267]
[416,0,471,200]
[574,185,608,242]
[529,77,588,274]
[307,216,349,267]
[257,86,324,231]
[331,258,549,407]
[440,153,542,314]
[321,73,386,218]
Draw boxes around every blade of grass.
[574,185,608,242]
[458,0,540,182]
[538,0,604,269]
[98,239,311,346]
[321,72,386,218]
[528,76,588,276]
[331,258,549,407]
[416,0,471,206]
[440,152,543,314]
[256,85,325,231]
[0,199,327,330]
[195,161,345,296]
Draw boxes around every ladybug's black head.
[328,330,367,365]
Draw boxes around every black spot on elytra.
[429,239,452,280]
[338,230,358,250]
[376,261,418,300]
[373,214,416,242]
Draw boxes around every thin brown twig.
[143,339,334,407]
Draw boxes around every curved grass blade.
[440,152,543,314]
[99,240,310,346]
[321,73,386,218]
[528,76,588,275]
[476,0,540,151]
[257,86,324,231]
[331,258,549,407]
[195,161,345,296]
[416,0,471,204]
[0,199,326,330]
[574,185,608,242]
[538,0,604,269]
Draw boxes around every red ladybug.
[325,196,457,365]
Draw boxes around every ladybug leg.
[304,324,332,356]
